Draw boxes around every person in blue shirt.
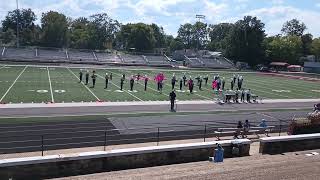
[258,119,267,128]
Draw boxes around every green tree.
[69,17,90,49]
[117,23,156,51]
[151,23,166,48]
[207,23,234,53]
[169,38,184,51]
[177,23,194,49]
[301,33,313,55]
[266,35,303,64]
[281,19,306,37]
[2,8,37,46]
[227,16,266,65]
[40,11,69,47]
[193,21,208,49]
[87,13,120,49]
[0,28,16,45]
[311,38,320,61]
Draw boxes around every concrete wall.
[259,133,320,155]
[0,139,251,180]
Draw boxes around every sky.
[1,0,320,37]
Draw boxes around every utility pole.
[195,15,205,50]
[16,0,19,48]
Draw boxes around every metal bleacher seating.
[37,48,67,60]
[68,49,96,61]
[121,54,146,64]
[145,55,170,65]
[95,52,122,63]
[2,47,35,60]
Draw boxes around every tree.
[227,16,266,65]
[117,23,156,51]
[169,38,184,52]
[69,17,90,49]
[177,23,194,49]
[281,19,306,37]
[266,35,303,64]
[207,23,234,52]
[87,13,120,49]
[151,23,166,48]
[311,38,320,61]
[0,28,16,45]
[40,11,69,47]
[301,33,313,55]
[2,8,37,46]
[193,21,208,49]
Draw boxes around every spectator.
[258,119,267,128]
[234,121,243,139]
[243,120,250,138]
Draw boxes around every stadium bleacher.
[68,49,96,61]
[95,52,122,63]
[37,48,67,60]
[121,54,146,64]
[2,47,35,60]
[145,55,170,65]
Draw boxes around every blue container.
[214,147,224,163]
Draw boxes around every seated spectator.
[234,121,243,139]
[243,120,250,138]
[258,119,267,128]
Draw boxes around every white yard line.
[95,73,143,101]
[0,66,28,102]
[0,65,6,70]
[47,67,54,103]
[66,67,101,101]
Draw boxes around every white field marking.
[66,67,101,101]
[0,65,6,70]
[47,67,54,103]
[0,66,28,102]
[312,90,320,93]
[251,78,316,98]
[95,73,143,101]
[242,81,291,98]
[104,69,170,97]
[272,90,291,93]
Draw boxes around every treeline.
[0,8,319,65]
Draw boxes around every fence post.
[279,120,282,136]
[157,127,160,146]
[204,124,207,142]
[41,135,44,156]
[104,130,107,151]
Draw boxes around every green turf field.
[0,64,319,103]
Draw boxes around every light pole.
[195,15,205,50]
[16,0,19,48]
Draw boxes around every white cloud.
[245,6,320,37]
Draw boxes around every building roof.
[270,62,290,66]
[287,65,302,68]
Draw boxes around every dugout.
[269,62,290,72]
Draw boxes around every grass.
[0,64,320,104]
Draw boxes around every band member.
[199,76,202,90]
[169,90,176,112]
[188,77,194,94]
[183,73,187,86]
[91,71,97,88]
[104,73,109,89]
[222,78,225,90]
[85,70,90,85]
[144,75,149,91]
[130,76,135,91]
[120,76,124,91]
[179,77,183,91]
[203,75,209,85]
[231,78,234,90]
[79,70,83,83]
[110,73,113,81]
[171,73,177,90]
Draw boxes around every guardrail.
[0,119,291,157]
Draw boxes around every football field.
[0,64,320,104]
